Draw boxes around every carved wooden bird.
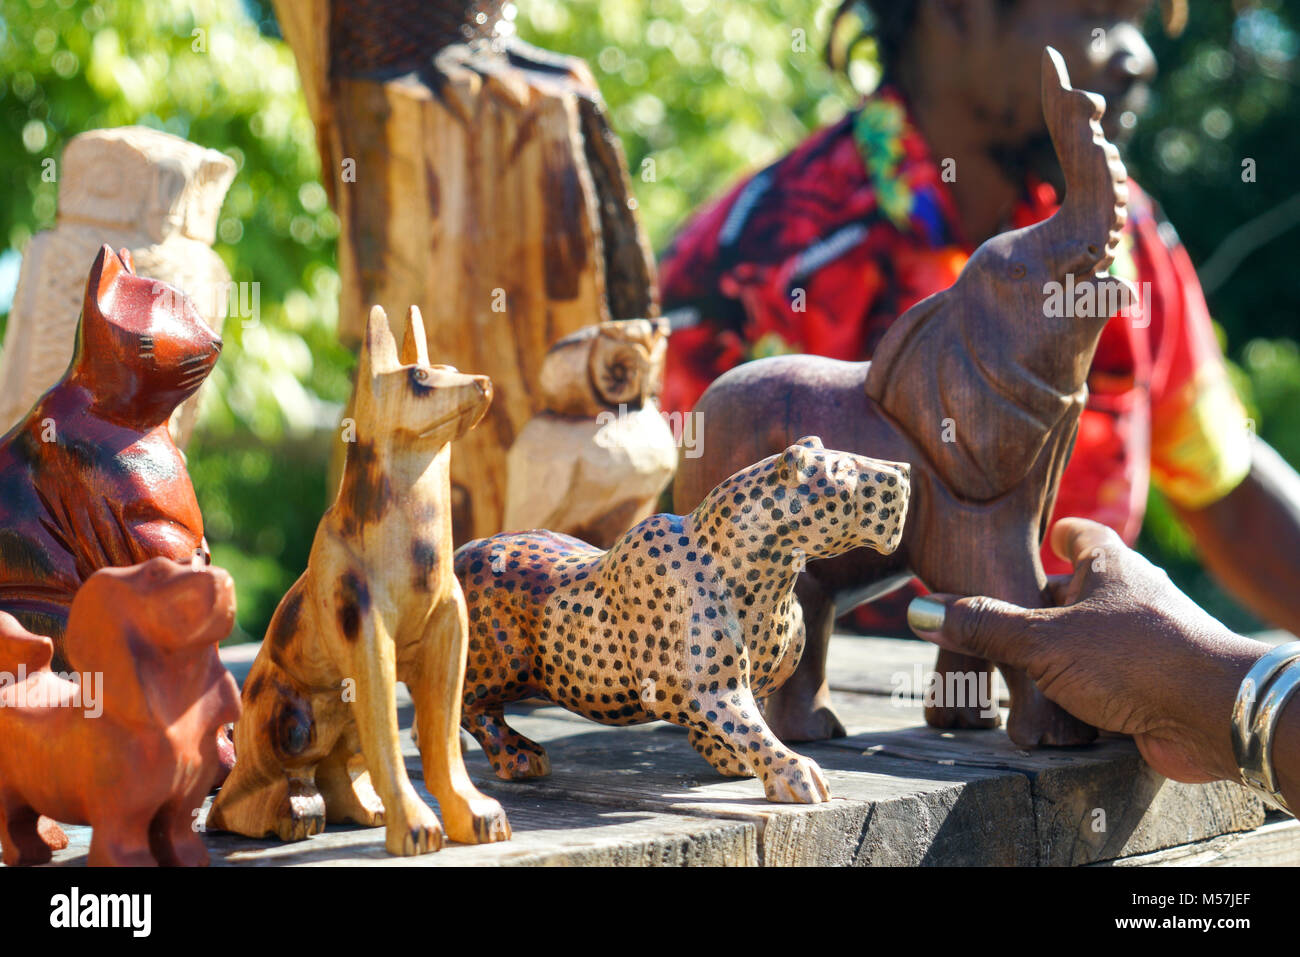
[504,318,676,548]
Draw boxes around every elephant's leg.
[1003,665,1097,748]
[923,521,1096,747]
[760,574,845,742]
[925,649,1002,731]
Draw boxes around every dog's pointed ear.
[399,304,430,367]
[360,305,400,377]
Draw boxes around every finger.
[1049,517,1124,572]
[1046,566,1093,606]
[1044,574,1074,606]
[907,593,1043,671]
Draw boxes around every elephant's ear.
[863,291,942,411]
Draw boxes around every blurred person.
[907,517,1299,816]
[657,0,1300,737]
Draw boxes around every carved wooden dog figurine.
[674,49,1132,748]
[0,558,240,866]
[0,244,220,660]
[208,305,511,855]
[457,437,909,803]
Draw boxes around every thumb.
[907,593,1039,670]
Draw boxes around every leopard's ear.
[776,438,822,482]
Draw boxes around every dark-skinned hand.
[907,517,1269,783]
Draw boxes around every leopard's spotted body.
[455,437,910,803]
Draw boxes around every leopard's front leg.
[462,706,552,780]
[698,688,830,803]
[686,728,754,778]
[654,679,830,802]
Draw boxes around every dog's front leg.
[348,605,443,856]
[401,581,511,845]
[88,810,157,866]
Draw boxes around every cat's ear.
[360,305,400,377]
[83,244,129,324]
[117,248,136,274]
[399,305,430,367]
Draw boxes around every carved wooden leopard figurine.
[455,437,910,803]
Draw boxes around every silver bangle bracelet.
[1231,640,1300,815]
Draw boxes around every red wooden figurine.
[0,245,221,662]
[0,558,241,866]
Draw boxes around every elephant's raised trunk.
[865,47,1134,503]
[1026,46,1130,287]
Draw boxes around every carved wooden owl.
[536,318,669,416]
[504,319,676,548]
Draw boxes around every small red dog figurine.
[0,558,240,866]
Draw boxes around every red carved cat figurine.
[0,244,222,664]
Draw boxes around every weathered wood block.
[41,790,758,867]
[458,713,1036,866]
[1096,818,1300,867]
[106,633,1281,867]
[829,724,1265,866]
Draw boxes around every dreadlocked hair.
[825,0,1187,83]
[824,1,916,82]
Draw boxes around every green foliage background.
[0,0,1296,639]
